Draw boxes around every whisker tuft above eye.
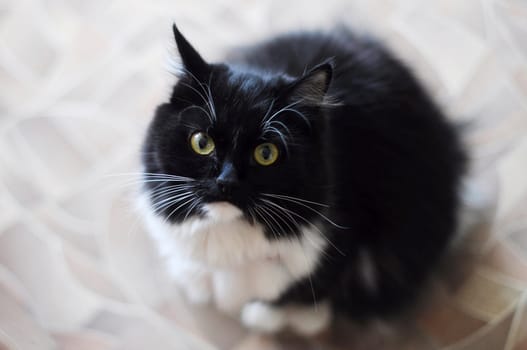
[178,81,216,124]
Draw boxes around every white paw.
[286,302,331,336]
[241,302,287,333]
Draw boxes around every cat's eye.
[254,143,279,166]
[190,132,215,155]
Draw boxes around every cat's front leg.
[241,301,331,335]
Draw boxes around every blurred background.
[1,0,526,349]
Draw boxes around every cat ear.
[172,23,209,79]
[288,60,333,105]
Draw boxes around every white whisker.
[262,126,289,153]
[267,120,292,137]
[163,195,198,225]
[152,192,195,214]
[259,201,296,235]
[262,193,347,229]
[259,198,330,260]
[256,199,322,309]
[103,172,194,181]
[259,198,345,256]
[253,204,280,240]
[178,67,217,122]
[262,193,329,208]
[262,99,276,122]
[149,183,193,197]
[276,107,310,127]
[206,74,218,121]
[183,198,202,221]
[258,203,287,238]
[178,81,215,124]
[263,100,303,126]
[180,104,214,124]
[150,187,194,207]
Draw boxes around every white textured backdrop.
[1,0,527,349]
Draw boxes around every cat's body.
[139,25,466,334]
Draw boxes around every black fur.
[142,25,466,320]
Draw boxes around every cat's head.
[141,25,334,239]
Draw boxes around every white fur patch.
[203,202,243,221]
[453,174,494,245]
[241,302,287,333]
[136,192,328,314]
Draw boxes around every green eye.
[190,132,215,155]
[254,143,279,166]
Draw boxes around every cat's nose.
[216,161,238,195]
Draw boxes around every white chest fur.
[137,195,327,313]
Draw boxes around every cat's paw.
[241,301,287,333]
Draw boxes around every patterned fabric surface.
[1,0,527,349]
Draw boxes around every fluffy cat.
[138,24,466,335]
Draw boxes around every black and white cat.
[138,24,467,335]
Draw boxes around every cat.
[137,24,467,335]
